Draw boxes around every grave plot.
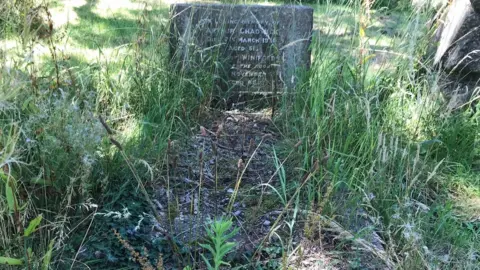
[150,109,360,269]
[151,111,283,262]
[147,4,318,266]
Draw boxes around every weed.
[114,228,163,270]
[200,218,240,270]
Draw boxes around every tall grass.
[0,0,212,268]
[276,1,479,268]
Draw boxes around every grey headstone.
[435,0,480,74]
[471,0,480,13]
[170,4,313,98]
[433,0,480,108]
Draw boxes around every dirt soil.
[151,109,283,256]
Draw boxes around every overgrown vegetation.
[0,0,478,269]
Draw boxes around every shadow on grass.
[69,0,169,49]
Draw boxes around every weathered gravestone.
[170,4,313,106]
[433,0,480,109]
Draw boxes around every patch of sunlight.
[91,22,110,35]
[32,43,51,56]
[49,0,87,26]
[159,0,278,4]
[30,40,131,67]
[405,111,421,133]
[2,19,138,65]
[451,187,480,222]
[252,2,279,6]
[67,0,88,8]
[161,0,220,5]
[104,9,138,20]
[316,24,351,36]
[368,36,394,48]
[119,117,142,146]
[62,46,131,62]
[449,172,480,221]
[413,0,448,9]
[314,19,353,37]
[50,7,80,27]
[49,0,145,27]
[0,40,18,51]
[1,40,22,70]
[386,92,430,140]
[94,0,145,15]
[367,52,396,73]
[314,7,356,35]
[313,4,354,14]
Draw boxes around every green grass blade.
[42,240,54,270]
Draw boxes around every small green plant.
[200,218,239,270]
[0,214,54,268]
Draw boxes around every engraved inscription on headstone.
[170,4,313,96]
